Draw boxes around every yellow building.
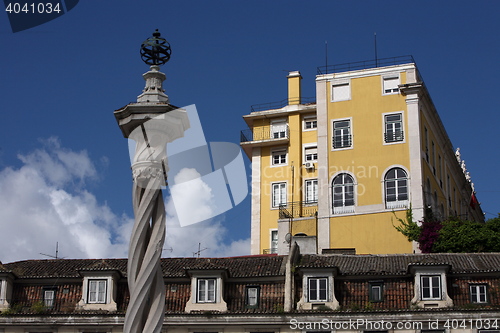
[240,56,483,255]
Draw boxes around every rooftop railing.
[279,201,318,219]
[317,55,415,75]
[250,97,316,113]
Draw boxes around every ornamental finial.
[140,29,172,66]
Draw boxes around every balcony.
[240,125,289,143]
[279,201,318,219]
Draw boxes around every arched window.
[384,168,408,209]
[332,173,355,214]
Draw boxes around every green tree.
[394,211,500,253]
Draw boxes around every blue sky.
[0,1,499,262]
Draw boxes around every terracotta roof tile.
[3,255,287,279]
[298,253,500,275]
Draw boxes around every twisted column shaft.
[124,175,166,333]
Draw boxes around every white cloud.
[0,140,249,263]
[0,138,131,263]
[163,167,250,258]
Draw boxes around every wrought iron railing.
[240,125,290,143]
[332,135,352,149]
[384,131,404,143]
[250,97,316,113]
[317,55,415,75]
[279,201,318,219]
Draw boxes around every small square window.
[304,117,317,130]
[470,284,488,303]
[246,286,260,307]
[369,282,383,302]
[304,146,317,162]
[332,82,350,102]
[272,149,287,166]
[383,76,399,94]
[271,121,287,139]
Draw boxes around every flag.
[469,192,479,210]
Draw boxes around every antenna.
[40,242,63,259]
[193,243,208,258]
[374,32,378,67]
[325,40,328,71]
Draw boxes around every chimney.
[287,71,302,105]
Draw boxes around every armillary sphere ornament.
[140,29,172,66]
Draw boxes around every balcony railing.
[279,201,318,219]
[384,131,404,143]
[240,125,290,143]
[317,55,416,75]
[250,97,316,112]
[332,135,352,149]
[386,199,409,210]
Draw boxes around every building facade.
[1,248,500,332]
[240,56,483,256]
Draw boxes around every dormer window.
[297,269,339,310]
[0,274,13,310]
[308,277,328,302]
[410,265,453,308]
[421,275,441,300]
[185,271,227,313]
[76,271,119,311]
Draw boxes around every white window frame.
[43,289,55,308]
[271,119,287,139]
[420,275,442,300]
[298,270,339,310]
[271,148,287,166]
[382,74,400,95]
[332,173,355,214]
[304,179,318,204]
[308,277,328,302]
[470,284,488,303]
[77,272,118,311]
[246,286,260,307]
[88,279,107,304]
[332,118,352,150]
[303,115,317,131]
[197,278,216,303]
[185,271,227,313]
[271,182,287,208]
[383,112,405,144]
[331,79,351,102]
[384,167,409,209]
[270,229,278,254]
[304,145,318,162]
